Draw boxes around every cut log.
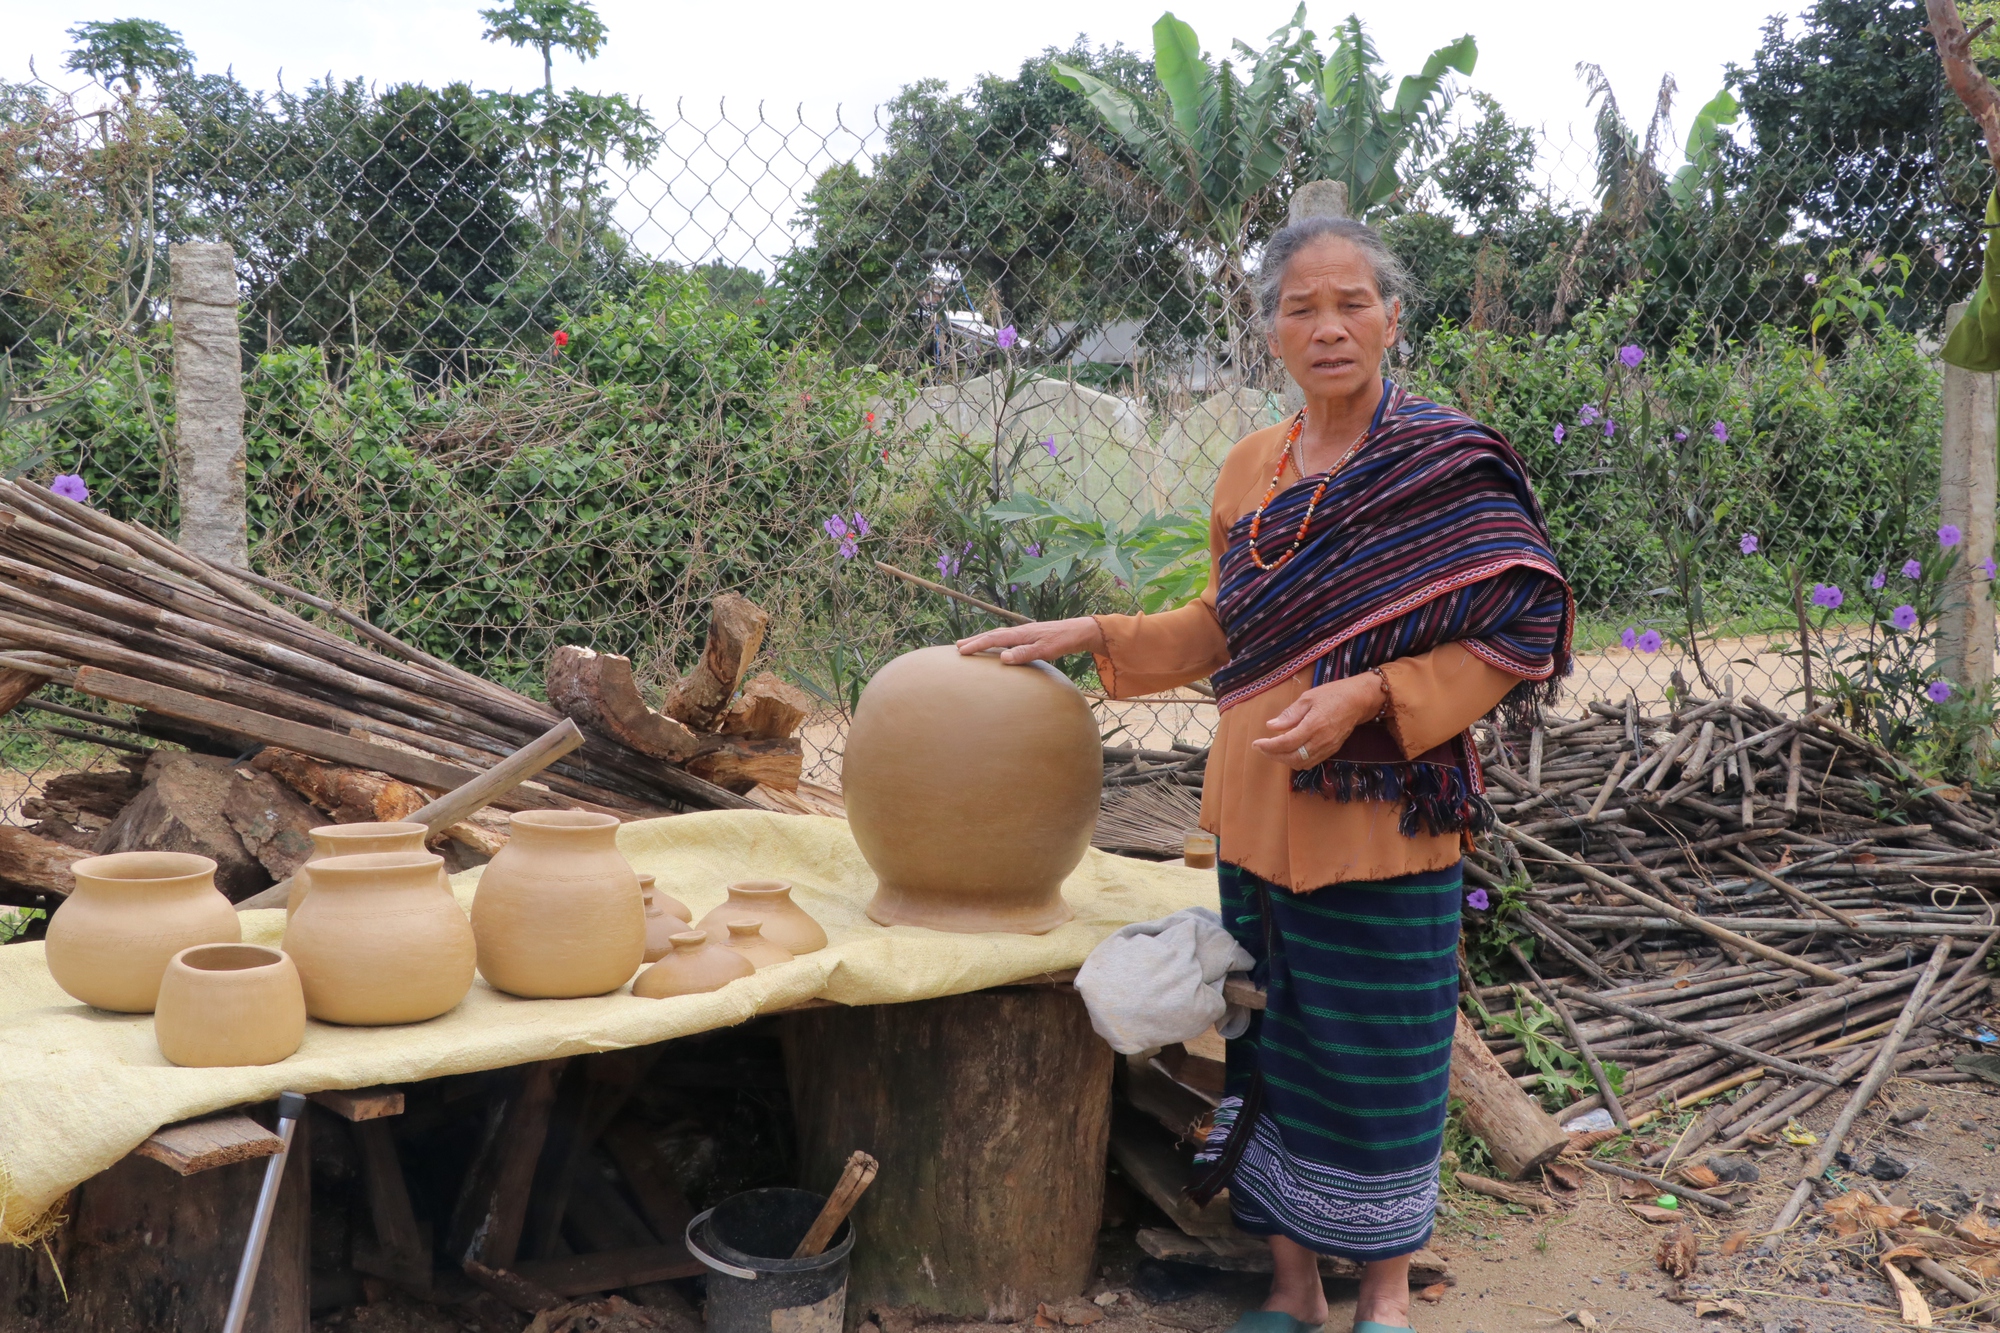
[662,593,768,730]
[252,746,429,824]
[0,1108,308,1332]
[685,735,803,794]
[782,987,1113,1321]
[0,666,42,717]
[94,751,319,901]
[0,825,88,897]
[720,671,811,739]
[1448,1010,1569,1181]
[23,767,143,848]
[548,646,706,761]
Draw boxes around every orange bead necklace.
[1246,409,1370,572]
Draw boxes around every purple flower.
[1578,404,1601,426]
[1637,630,1663,654]
[1940,524,1963,548]
[1674,428,1688,442]
[1739,533,1759,555]
[1927,679,1953,703]
[1805,272,1819,286]
[995,325,1018,350]
[1891,604,1918,631]
[1711,421,1729,443]
[936,550,960,578]
[837,535,858,560]
[1465,888,1491,911]
[49,474,88,503]
[1025,543,1041,557]
[1618,344,1644,368]
[850,512,870,537]
[1553,423,1565,443]
[1869,570,1886,590]
[1603,418,1617,438]
[1620,627,1638,649]
[1810,583,1844,610]
[1041,435,1058,458]
[1983,557,1997,581]
[822,515,849,541]
[1902,559,1923,579]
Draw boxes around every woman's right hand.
[956,616,1105,666]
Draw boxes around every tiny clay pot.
[471,810,646,998]
[694,881,826,956]
[46,851,240,1013]
[632,929,755,998]
[289,821,429,916]
[720,919,792,969]
[154,944,306,1068]
[640,876,692,964]
[283,851,475,1025]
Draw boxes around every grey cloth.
[1074,907,1255,1055]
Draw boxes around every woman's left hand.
[1251,672,1389,770]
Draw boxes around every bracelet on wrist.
[1368,666,1391,723]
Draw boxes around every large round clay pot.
[844,646,1100,934]
[640,875,693,963]
[632,929,754,998]
[719,920,792,969]
[154,944,306,1067]
[284,851,475,1025]
[471,810,645,998]
[695,881,826,956]
[46,851,240,1013]
[288,821,429,916]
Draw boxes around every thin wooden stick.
[1553,985,1840,1086]
[872,560,1028,624]
[793,1151,879,1259]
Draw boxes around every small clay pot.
[632,929,755,998]
[289,821,429,915]
[472,810,646,998]
[284,851,475,1025]
[639,874,692,923]
[46,851,240,1013]
[720,919,792,969]
[154,944,306,1067]
[695,881,826,956]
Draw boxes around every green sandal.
[1352,1323,1413,1332]
[1222,1313,1323,1333]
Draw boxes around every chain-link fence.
[2,52,1992,816]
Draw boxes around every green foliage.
[479,0,609,92]
[1459,871,1534,985]
[987,493,1207,612]
[63,19,190,93]
[1306,19,1475,217]
[1468,990,1626,1112]
[0,907,44,943]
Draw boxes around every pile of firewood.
[0,477,816,903]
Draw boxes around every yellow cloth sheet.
[0,810,1214,1243]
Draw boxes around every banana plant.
[1051,9,1315,360]
[1667,89,1741,210]
[1305,18,1475,217]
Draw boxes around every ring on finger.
[1295,745,1311,764]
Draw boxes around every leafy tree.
[63,18,190,93]
[1305,18,1475,217]
[478,0,608,95]
[1433,92,1537,229]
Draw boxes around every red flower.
[552,330,570,349]
[865,411,877,431]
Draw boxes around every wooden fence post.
[169,242,249,568]
[1939,300,1998,740]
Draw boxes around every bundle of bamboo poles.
[0,478,755,817]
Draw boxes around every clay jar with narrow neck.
[720,920,792,969]
[472,810,645,998]
[289,821,429,916]
[695,881,826,956]
[154,944,306,1067]
[283,851,475,1025]
[46,852,240,1013]
[640,875,692,963]
[843,646,1100,934]
[633,929,754,998]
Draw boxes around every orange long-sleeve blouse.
[1092,420,1527,893]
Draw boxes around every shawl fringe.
[1291,758,1499,838]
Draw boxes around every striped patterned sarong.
[1204,858,1462,1262]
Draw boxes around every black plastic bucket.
[685,1187,854,1333]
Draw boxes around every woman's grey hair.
[1255,216,1415,328]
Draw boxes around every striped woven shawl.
[1211,380,1573,836]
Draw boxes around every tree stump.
[0,1108,309,1331]
[1448,1010,1568,1179]
[782,988,1113,1322]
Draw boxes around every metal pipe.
[223,1091,307,1333]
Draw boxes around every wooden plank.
[463,1260,564,1314]
[601,1119,695,1244]
[311,1086,406,1121]
[511,1244,704,1297]
[351,1118,431,1290]
[134,1113,282,1175]
[446,1059,568,1269]
[1107,1109,1237,1239]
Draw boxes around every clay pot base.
[865,888,1074,935]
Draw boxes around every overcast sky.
[4,1,1817,266]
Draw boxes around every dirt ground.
[309,1071,1999,1333]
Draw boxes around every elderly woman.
[959,217,1571,1333]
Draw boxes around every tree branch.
[1928,0,2000,175]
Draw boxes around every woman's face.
[1265,237,1399,401]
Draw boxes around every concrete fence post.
[1938,299,1997,733]
[169,242,249,569]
